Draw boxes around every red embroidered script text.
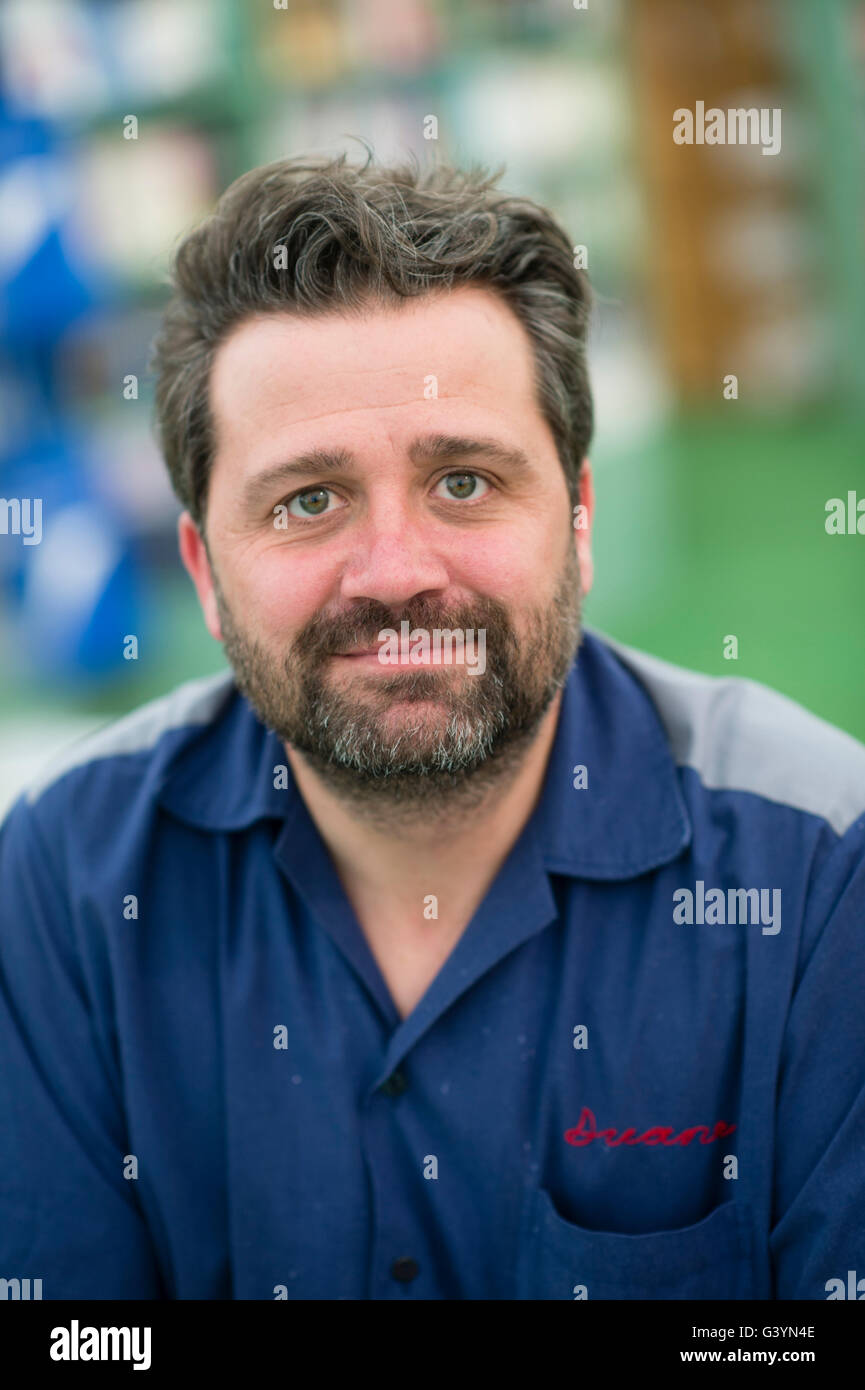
[564,1107,737,1148]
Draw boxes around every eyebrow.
[240,434,533,511]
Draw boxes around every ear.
[177,511,224,642]
[573,459,594,595]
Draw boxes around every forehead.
[207,285,544,459]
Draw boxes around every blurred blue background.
[1,0,863,813]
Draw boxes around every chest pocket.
[516,1187,754,1300]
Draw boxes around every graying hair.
[149,146,593,528]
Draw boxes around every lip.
[332,649,447,667]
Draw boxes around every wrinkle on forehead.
[209,286,541,435]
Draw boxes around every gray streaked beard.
[211,548,582,821]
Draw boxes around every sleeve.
[769,812,865,1299]
[0,793,166,1299]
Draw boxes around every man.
[1,153,863,1301]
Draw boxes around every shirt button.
[379,1069,408,1097]
[391,1256,420,1283]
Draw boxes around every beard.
[211,545,583,815]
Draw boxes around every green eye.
[290,488,332,517]
[440,473,486,500]
[446,474,476,498]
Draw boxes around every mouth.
[331,646,457,669]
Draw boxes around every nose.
[338,504,450,609]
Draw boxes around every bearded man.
[1,153,863,1301]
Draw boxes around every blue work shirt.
[1,629,864,1301]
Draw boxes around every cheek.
[235,547,339,637]
[453,528,563,602]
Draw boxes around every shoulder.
[0,669,240,921]
[601,634,865,837]
[21,669,236,812]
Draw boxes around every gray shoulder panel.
[26,668,236,805]
[602,634,865,836]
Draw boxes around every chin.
[374,699,454,728]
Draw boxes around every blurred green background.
[1,0,863,814]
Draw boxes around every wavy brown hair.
[149,147,593,529]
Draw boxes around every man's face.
[180,285,593,803]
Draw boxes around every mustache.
[291,596,513,661]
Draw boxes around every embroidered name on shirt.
[564,1107,736,1148]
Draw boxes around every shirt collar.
[158,628,692,879]
[528,628,691,878]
